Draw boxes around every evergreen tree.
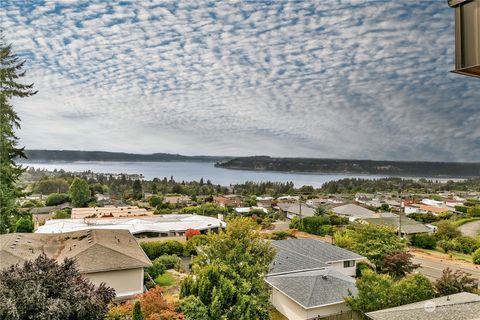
[133,179,143,199]
[0,34,37,234]
[132,301,142,320]
[69,177,91,207]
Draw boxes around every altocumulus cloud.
[2,0,480,161]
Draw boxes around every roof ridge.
[369,297,480,314]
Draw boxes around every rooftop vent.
[322,275,328,280]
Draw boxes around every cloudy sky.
[2,0,479,161]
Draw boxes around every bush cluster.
[140,240,185,260]
[410,234,437,249]
[45,193,71,206]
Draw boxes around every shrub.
[438,239,455,253]
[184,234,209,256]
[438,211,453,220]
[132,301,142,320]
[141,241,185,260]
[289,216,302,229]
[473,248,480,264]
[153,255,182,271]
[435,221,461,240]
[451,236,480,254]
[356,261,374,278]
[271,230,295,240]
[45,193,71,206]
[52,209,71,219]
[185,229,201,239]
[15,216,34,233]
[411,233,437,249]
[467,206,480,217]
[435,268,478,295]
[328,214,349,225]
[300,216,331,235]
[455,205,468,214]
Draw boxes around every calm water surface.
[20,161,388,187]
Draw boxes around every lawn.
[155,272,175,286]
[453,217,480,227]
[270,308,287,320]
[416,247,473,263]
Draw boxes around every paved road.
[459,220,480,237]
[412,254,480,280]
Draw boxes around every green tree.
[434,268,478,295]
[132,301,142,320]
[346,270,435,314]
[314,206,327,216]
[338,224,405,267]
[14,215,34,233]
[435,221,461,240]
[178,296,209,320]
[473,248,480,264]
[45,193,70,206]
[133,180,143,200]
[69,177,91,207]
[0,36,37,234]
[0,254,115,319]
[180,218,275,320]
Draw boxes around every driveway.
[459,220,480,237]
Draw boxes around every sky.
[2,0,480,161]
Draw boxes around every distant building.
[362,215,432,238]
[0,229,151,299]
[277,202,316,219]
[234,206,268,214]
[403,202,449,216]
[214,195,243,207]
[331,204,376,221]
[163,195,192,205]
[36,214,226,239]
[366,292,480,320]
[256,196,274,208]
[71,206,153,219]
[266,239,365,320]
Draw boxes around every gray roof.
[366,292,480,320]
[265,268,357,308]
[0,229,152,273]
[332,204,375,218]
[277,203,316,217]
[270,238,364,275]
[363,216,431,234]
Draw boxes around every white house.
[266,238,365,320]
[0,229,152,299]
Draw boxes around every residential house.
[163,195,192,205]
[0,229,152,299]
[214,195,243,207]
[362,215,432,238]
[71,206,153,219]
[266,238,365,320]
[366,292,480,320]
[234,206,268,214]
[403,202,449,216]
[331,204,376,221]
[37,214,226,239]
[277,202,316,219]
[256,196,274,208]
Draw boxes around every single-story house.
[366,292,480,320]
[36,214,226,239]
[277,203,316,219]
[362,215,432,238]
[71,206,153,219]
[266,238,365,320]
[0,229,152,299]
[214,195,243,207]
[256,196,274,208]
[331,204,376,221]
[234,206,268,214]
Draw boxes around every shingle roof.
[366,292,480,320]
[332,204,375,218]
[0,229,152,273]
[270,238,364,275]
[277,203,316,217]
[265,269,357,308]
[363,216,431,234]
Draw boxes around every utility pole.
[299,196,302,219]
[398,191,403,239]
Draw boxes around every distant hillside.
[23,150,226,163]
[215,156,480,177]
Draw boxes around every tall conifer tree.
[0,33,37,233]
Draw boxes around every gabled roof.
[0,229,152,273]
[269,238,364,275]
[277,203,316,217]
[332,204,375,218]
[363,216,431,234]
[266,268,357,309]
[366,292,480,320]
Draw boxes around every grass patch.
[417,247,473,263]
[453,217,480,227]
[155,273,175,286]
[269,308,287,320]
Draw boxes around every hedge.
[140,240,185,260]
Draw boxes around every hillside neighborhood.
[1,168,479,319]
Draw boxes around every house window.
[344,260,355,268]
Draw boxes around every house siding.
[86,267,144,298]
